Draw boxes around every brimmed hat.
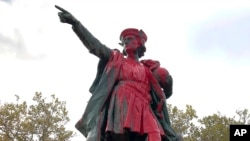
[120,28,147,43]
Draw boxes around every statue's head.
[119,28,147,58]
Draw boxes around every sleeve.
[141,59,173,99]
[72,21,112,60]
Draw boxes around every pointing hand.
[55,5,79,25]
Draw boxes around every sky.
[1,0,250,140]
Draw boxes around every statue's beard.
[124,45,138,54]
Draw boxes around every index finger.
[55,5,69,13]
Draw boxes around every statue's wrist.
[72,19,80,26]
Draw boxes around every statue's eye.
[124,37,135,44]
[124,37,132,42]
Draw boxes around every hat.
[120,28,147,43]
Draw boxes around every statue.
[55,5,180,141]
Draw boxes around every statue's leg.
[146,132,161,141]
[108,130,147,141]
[133,133,146,141]
[111,131,129,141]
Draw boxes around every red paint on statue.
[155,67,169,85]
[106,58,164,134]
[105,29,165,139]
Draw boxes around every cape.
[75,50,179,141]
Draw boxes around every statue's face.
[123,35,140,52]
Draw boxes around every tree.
[197,112,238,141]
[167,104,199,140]
[167,103,250,141]
[0,92,75,141]
[0,95,28,140]
[236,109,250,124]
[196,110,250,141]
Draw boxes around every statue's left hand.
[55,5,79,25]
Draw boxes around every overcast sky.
[1,0,250,140]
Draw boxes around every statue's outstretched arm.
[55,5,111,60]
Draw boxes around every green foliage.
[198,112,238,141]
[167,104,200,141]
[0,92,75,141]
[167,104,250,141]
[168,104,198,135]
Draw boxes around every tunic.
[105,58,164,135]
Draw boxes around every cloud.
[0,29,46,60]
[189,10,250,62]
[0,0,14,4]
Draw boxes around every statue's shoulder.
[110,49,123,57]
[112,48,121,53]
[106,49,125,63]
[140,59,160,71]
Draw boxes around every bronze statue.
[55,5,180,141]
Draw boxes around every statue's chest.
[119,59,148,83]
